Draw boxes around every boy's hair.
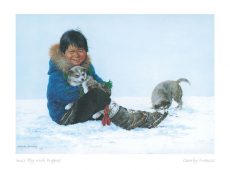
[60,29,88,53]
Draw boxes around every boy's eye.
[70,50,76,53]
[78,48,83,52]
[74,74,80,77]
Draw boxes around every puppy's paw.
[82,81,89,93]
[65,103,73,110]
[92,111,103,119]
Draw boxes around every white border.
[1,0,229,169]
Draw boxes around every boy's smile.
[64,45,87,66]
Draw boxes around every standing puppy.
[151,78,190,110]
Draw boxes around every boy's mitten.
[102,80,113,96]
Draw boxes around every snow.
[16,96,214,154]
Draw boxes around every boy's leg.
[110,107,168,130]
[60,88,111,125]
[76,88,111,122]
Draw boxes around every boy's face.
[64,44,87,66]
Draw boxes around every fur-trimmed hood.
[49,44,91,73]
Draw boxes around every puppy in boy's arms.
[65,66,112,118]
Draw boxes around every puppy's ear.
[68,69,74,75]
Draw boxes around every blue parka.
[47,44,104,124]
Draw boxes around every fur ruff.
[49,43,91,73]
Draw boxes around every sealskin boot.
[110,105,168,130]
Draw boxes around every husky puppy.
[65,66,109,119]
[67,66,105,94]
[151,78,190,110]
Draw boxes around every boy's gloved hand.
[102,80,113,96]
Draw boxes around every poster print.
[16,14,214,154]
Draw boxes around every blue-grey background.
[16,14,214,99]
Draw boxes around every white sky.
[16,14,214,99]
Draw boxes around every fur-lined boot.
[108,101,168,130]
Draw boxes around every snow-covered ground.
[16,96,214,154]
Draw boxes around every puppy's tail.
[176,78,191,85]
